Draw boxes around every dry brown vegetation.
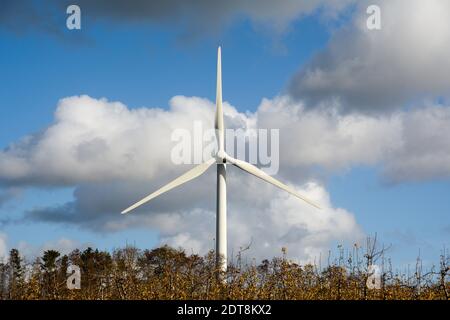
[0,237,448,300]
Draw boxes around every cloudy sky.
[0,0,449,267]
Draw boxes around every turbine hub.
[216,150,227,163]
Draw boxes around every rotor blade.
[215,46,224,151]
[121,158,216,214]
[225,155,321,209]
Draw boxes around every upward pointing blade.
[215,46,224,151]
[225,155,321,209]
[121,158,216,214]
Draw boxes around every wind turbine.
[121,47,320,272]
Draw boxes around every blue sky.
[0,1,449,269]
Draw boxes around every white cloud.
[289,0,450,113]
[156,181,363,263]
[258,97,450,183]
[0,95,217,185]
[383,105,450,182]
[1,95,450,261]
[257,96,402,177]
[0,233,7,262]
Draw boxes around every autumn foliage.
[0,240,448,300]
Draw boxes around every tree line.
[0,238,448,300]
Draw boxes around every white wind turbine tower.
[121,47,320,272]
